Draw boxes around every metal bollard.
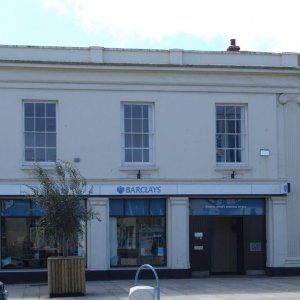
[129,264,160,300]
[129,285,156,300]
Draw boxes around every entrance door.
[189,198,265,275]
[211,217,244,274]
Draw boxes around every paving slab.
[5,276,300,299]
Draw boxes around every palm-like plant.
[28,160,98,257]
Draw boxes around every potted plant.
[28,160,98,297]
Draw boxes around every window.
[0,199,86,269]
[216,105,246,163]
[121,103,153,164]
[24,102,56,162]
[109,198,166,267]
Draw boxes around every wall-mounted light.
[137,170,141,179]
[73,157,81,163]
[260,149,270,157]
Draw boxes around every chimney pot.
[227,39,240,51]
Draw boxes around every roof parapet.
[0,45,298,68]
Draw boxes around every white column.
[266,197,287,267]
[167,197,190,269]
[87,197,109,270]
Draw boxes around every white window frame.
[215,104,247,165]
[121,102,154,166]
[23,100,57,164]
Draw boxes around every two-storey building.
[0,42,299,282]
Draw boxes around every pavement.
[5,276,300,299]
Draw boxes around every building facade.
[0,44,299,282]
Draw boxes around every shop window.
[0,199,86,269]
[109,198,166,267]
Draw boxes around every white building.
[0,41,299,283]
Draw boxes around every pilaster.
[87,197,109,270]
[167,197,190,269]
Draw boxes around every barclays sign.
[117,185,162,195]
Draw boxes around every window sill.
[21,162,56,170]
[215,163,251,171]
[120,165,158,171]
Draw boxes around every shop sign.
[116,185,162,195]
[189,199,265,216]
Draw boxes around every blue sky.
[0,0,299,53]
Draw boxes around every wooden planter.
[48,256,85,297]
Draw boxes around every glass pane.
[143,149,149,162]
[216,134,225,148]
[36,148,46,161]
[25,133,34,147]
[35,103,45,117]
[132,105,142,118]
[25,118,34,131]
[111,216,166,267]
[132,119,142,133]
[36,133,45,147]
[133,134,142,147]
[46,104,56,117]
[226,149,235,162]
[236,120,241,133]
[46,148,56,162]
[125,199,149,215]
[227,135,235,148]
[25,148,35,161]
[46,133,56,147]
[143,134,149,147]
[216,120,225,133]
[216,149,225,162]
[133,149,142,162]
[1,200,30,216]
[236,106,241,119]
[124,119,131,132]
[125,149,132,162]
[124,105,131,118]
[236,150,241,162]
[236,135,241,148]
[110,199,124,216]
[143,105,149,118]
[150,199,166,215]
[143,119,149,133]
[35,118,45,132]
[227,120,235,133]
[225,106,235,119]
[216,106,225,119]
[31,201,46,216]
[125,134,132,147]
[24,103,34,117]
[46,118,56,132]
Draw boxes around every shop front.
[189,198,266,275]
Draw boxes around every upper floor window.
[121,103,153,164]
[216,105,246,163]
[24,102,56,162]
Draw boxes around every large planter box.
[48,256,85,297]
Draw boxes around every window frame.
[121,102,154,166]
[23,100,57,165]
[215,104,247,165]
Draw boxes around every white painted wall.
[0,45,299,271]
